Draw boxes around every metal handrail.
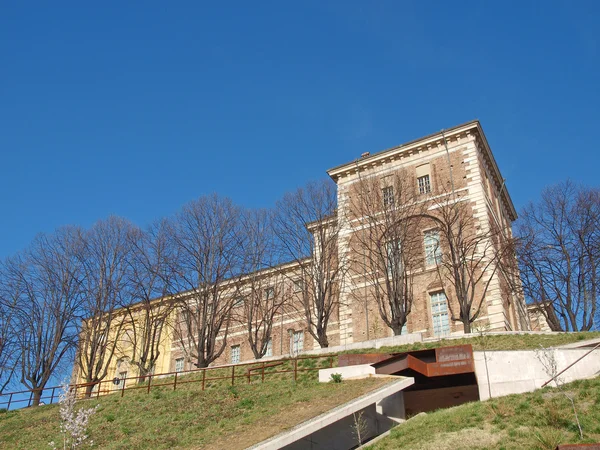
[0,353,336,410]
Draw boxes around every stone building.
[74,120,531,386]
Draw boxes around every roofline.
[475,122,518,221]
[93,257,310,320]
[327,120,480,175]
[326,120,518,221]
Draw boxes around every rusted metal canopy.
[338,353,394,367]
[371,345,475,377]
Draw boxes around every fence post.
[231,365,235,386]
[121,377,126,398]
[97,382,101,399]
[202,369,206,391]
[294,359,297,382]
[147,374,152,394]
[50,387,56,404]
[173,372,178,391]
[329,356,333,368]
[28,391,33,407]
[247,367,251,384]
[7,393,12,411]
[261,362,265,383]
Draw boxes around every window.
[293,279,304,293]
[424,230,442,266]
[175,357,185,373]
[231,345,241,364]
[265,338,273,357]
[264,287,275,300]
[233,297,244,308]
[180,310,190,324]
[382,186,395,208]
[119,371,128,388]
[291,331,304,355]
[385,239,402,275]
[418,175,431,194]
[430,292,450,337]
[416,163,431,194]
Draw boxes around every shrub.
[48,384,98,449]
[330,373,342,383]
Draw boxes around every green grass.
[341,331,600,356]
[368,376,600,450]
[0,369,388,450]
[2,332,598,449]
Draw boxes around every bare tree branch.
[3,226,84,405]
[349,170,426,335]
[168,194,243,368]
[76,216,136,397]
[516,181,600,331]
[274,179,348,348]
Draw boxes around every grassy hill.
[1,331,599,450]
[368,376,600,450]
[0,372,389,450]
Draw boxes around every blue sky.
[1,1,598,259]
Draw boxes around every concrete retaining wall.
[250,377,414,450]
[319,364,376,383]
[474,348,600,401]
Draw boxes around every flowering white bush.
[49,384,98,449]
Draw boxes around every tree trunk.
[31,388,43,407]
[462,319,472,334]
[195,356,208,369]
[84,383,94,398]
[392,322,405,336]
[317,329,329,348]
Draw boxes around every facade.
[74,120,531,387]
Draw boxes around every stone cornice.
[326,120,480,180]
[326,120,518,221]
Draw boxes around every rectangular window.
[382,185,395,208]
[119,371,128,388]
[418,174,431,194]
[175,357,184,373]
[265,338,273,357]
[233,297,244,308]
[385,239,402,275]
[424,230,442,266]
[264,287,275,300]
[291,331,304,354]
[293,279,304,293]
[231,345,241,364]
[430,292,450,337]
[180,310,189,324]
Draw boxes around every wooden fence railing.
[0,354,337,411]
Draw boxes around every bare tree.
[0,266,19,394]
[350,171,425,335]
[535,344,583,439]
[517,181,600,331]
[236,209,287,359]
[76,217,136,397]
[3,227,84,406]
[351,410,369,447]
[121,220,177,382]
[423,192,513,333]
[274,179,348,348]
[169,194,243,368]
